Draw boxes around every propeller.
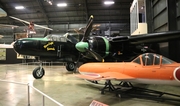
[75,15,104,62]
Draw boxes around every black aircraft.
[13,15,180,79]
[13,29,84,78]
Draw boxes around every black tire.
[66,62,75,71]
[32,66,45,79]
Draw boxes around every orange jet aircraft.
[77,53,180,86]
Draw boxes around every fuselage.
[13,33,81,61]
[78,53,180,86]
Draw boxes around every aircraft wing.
[110,30,180,44]
[9,16,53,30]
[0,24,19,28]
[76,72,134,81]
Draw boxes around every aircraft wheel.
[32,67,45,79]
[66,62,75,71]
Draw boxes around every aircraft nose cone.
[13,40,21,51]
[75,42,89,52]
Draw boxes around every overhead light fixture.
[104,1,115,5]
[48,1,53,5]
[141,6,144,10]
[57,3,67,7]
[15,6,25,10]
[44,0,53,5]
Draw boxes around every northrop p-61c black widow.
[13,15,180,79]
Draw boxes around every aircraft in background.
[76,53,180,94]
[0,35,14,48]
[0,8,7,17]
[0,42,14,48]
[13,15,180,79]
[9,16,53,37]
[0,24,18,28]
[0,35,3,39]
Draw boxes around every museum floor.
[0,64,180,106]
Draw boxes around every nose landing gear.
[32,61,45,79]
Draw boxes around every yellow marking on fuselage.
[44,42,54,48]
[47,47,55,51]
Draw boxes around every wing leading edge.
[111,30,180,45]
[76,72,134,81]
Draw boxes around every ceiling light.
[45,0,53,5]
[104,1,115,5]
[48,1,53,5]
[15,6,25,9]
[57,3,67,7]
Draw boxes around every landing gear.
[32,61,45,79]
[66,62,75,71]
[100,80,180,101]
[101,81,132,94]
[101,80,116,94]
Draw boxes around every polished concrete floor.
[0,64,180,106]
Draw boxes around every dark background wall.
[146,0,180,62]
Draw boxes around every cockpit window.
[132,53,175,66]
[154,55,160,65]
[45,32,82,43]
[141,53,160,66]
[45,34,67,42]
[132,57,141,64]
[162,56,175,64]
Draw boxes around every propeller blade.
[74,52,82,72]
[81,15,94,41]
[9,16,53,30]
[85,48,104,62]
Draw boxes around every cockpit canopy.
[45,32,83,43]
[132,53,176,66]
[45,34,67,42]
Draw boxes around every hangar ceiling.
[0,0,133,36]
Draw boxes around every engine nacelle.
[88,36,111,57]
